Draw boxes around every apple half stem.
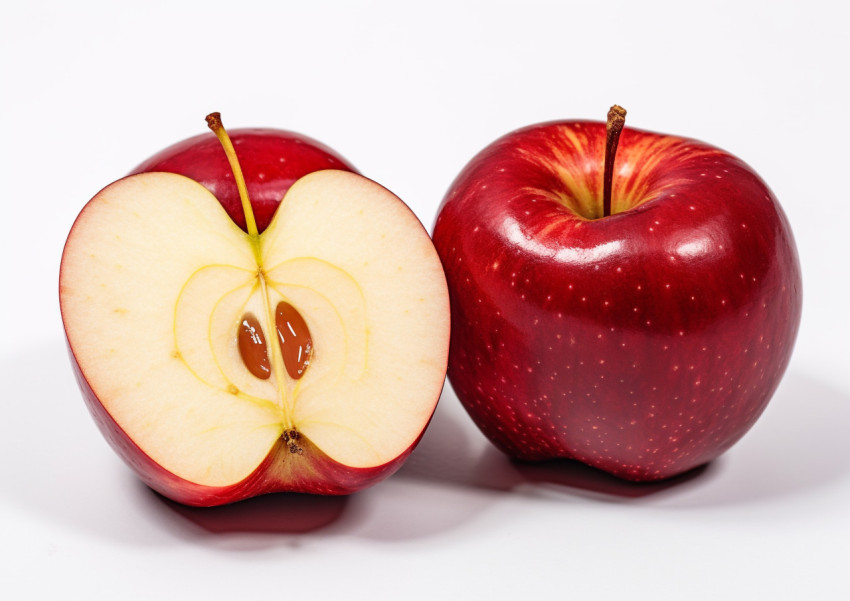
[205,112,294,430]
[603,105,627,218]
[206,112,263,263]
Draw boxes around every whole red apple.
[130,125,357,232]
[432,107,802,481]
[61,115,450,505]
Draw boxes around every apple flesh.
[129,127,357,233]
[433,118,802,481]
[60,130,449,505]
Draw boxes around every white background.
[1,1,848,599]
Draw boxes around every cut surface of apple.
[60,169,450,495]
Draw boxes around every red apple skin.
[129,128,358,233]
[433,120,802,481]
[67,341,420,506]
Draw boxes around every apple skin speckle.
[432,120,802,481]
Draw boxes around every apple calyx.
[204,111,312,431]
[602,104,626,218]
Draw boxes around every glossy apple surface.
[130,127,357,232]
[433,119,802,481]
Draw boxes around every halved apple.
[59,116,450,506]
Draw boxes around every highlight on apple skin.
[432,108,802,482]
[60,115,451,506]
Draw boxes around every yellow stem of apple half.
[205,112,262,258]
[206,112,293,430]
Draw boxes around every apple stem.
[206,113,262,256]
[206,112,293,427]
[603,105,627,218]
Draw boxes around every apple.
[432,106,802,481]
[60,114,450,505]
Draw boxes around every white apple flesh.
[60,163,449,504]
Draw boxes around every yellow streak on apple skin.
[520,124,720,219]
[523,125,601,218]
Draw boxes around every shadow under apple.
[397,387,712,501]
[5,341,846,545]
[149,488,350,536]
[397,372,850,507]
[487,448,712,500]
[654,369,850,508]
[0,340,358,544]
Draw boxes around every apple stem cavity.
[603,105,627,218]
[206,112,263,262]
